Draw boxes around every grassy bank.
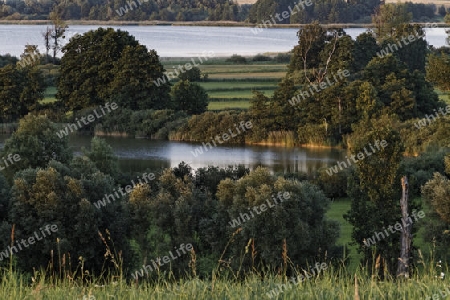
[1,263,449,299]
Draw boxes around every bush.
[314,168,349,198]
[275,53,291,63]
[252,54,272,62]
[226,54,247,64]
[178,67,202,82]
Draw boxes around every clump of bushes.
[252,54,272,62]
[226,54,247,64]
[95,109,188,138]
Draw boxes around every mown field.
[162,59,287,110]
[43,60,450,112]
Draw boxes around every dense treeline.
[249,0,440,24]
[0,0,443,22]
[0,0,248,21]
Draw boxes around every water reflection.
[68,136,344,173]
[0,135,345,174]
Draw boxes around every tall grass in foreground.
[2,253,449,299]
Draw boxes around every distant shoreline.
[0,19,372,27]
[1,19,448,29]
[0,19,448,28]
[0,19,399,27]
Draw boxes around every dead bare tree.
[397,176,411,278]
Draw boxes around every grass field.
[436,89,450,105]
[161,59,288,110]
[43,86,57,103]
[326,198,360,269]
[326,197,432,273]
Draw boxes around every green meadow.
[162,58,286,111]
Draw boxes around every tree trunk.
[397,176,411,278]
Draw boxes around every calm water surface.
[0,25,448,58]
[0,135,345,173]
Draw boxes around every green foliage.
[216,167,341,270]
[422,171,450,261]
[314,168,348,198]
[178,67,202,82]
[7,167,89,270]
[401,149,450,197]
[84,137,120,177]
[57,28,170,111]
[426,52,450,92]
[423,173,450,225]
[352,32,380,72]
[226,54,247,64]
[363,55,440,120]
[0,63,46,121]
[96,108,188,138]
[252,54,272,62]
[109,45,171,110]
[171,110,250,143]
[171,80,209,115]
[1,115,72,180]
[372,3,412,41]
[344,116,418,276]
[0,54,18,68]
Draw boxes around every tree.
[422,171,450,261]
[42,27,51,63]
[216,167,341,271]
[423,172,450,225]
[1,115,72,180]
[178,66,202,82]
[372,3,412,41]
[352,32,379,71]
[344,116,416,277]
[171,80,209,115]
[364,55,439,120]
[426,52,450,92]
[17,45,42,68]
[0,64,46,121]
[49,11,67,63]
[57,28,171,111]
[109,45,171,110]
[84,137,119,178]
[439,5,447,17]
[289,21,326,77]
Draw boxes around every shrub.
[226,54,247,64]
[252,54,272,62]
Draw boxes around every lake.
[0,24,444,173]
[0,134,344,173]
[0,25,448,58]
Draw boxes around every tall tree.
[109,45,171,110]
[344,116,414,277]
[171,80,209,115]
[372,3,412,41]
[426,52,450,92]
[0,63,45,121]
[49,10,67,63]
[57,28,170,111]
